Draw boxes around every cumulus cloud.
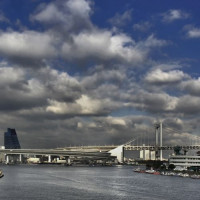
[0,62,82,111]
[125,91,178,113]
[46,95,119,115]
[0,66,25,87]
[62,30,146,64]
[81,69,126,89]
[161,9,189,23]
[106,116,126,126]
[36,67,82,102]
[180,78,200,96]
[0,0,167,67]
[145,69,188,84]
[32,0,93,33]
[0,31,56,64]
[185,26,200,38]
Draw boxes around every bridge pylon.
[154,121,163,161]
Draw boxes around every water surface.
[0,165,199,200]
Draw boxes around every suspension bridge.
[1,122,200,164]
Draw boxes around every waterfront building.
[4,128,21,149]
[169,155,200,167]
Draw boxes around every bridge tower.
[154,122,163,161]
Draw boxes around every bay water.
[0,165,199,200]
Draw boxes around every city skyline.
[0,0,200,148]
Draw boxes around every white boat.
[145,169,155,174]
[190,174,200,179]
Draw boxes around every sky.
[0,0,200,148]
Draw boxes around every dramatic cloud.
[0,0,199,149]
[0,63,82,111]
[161,9,189,22]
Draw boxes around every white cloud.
[37,67,82,101]
[62,30,146,63]
[81,69,126,88]
[0,66,25,86]
[186,27,200,38]
[66,0,91,17]
[32,0,92,32]
[106,116,126,126]
[145,69,188,84]
[162,9,189,22]
[0,31,56,60]
[46,95,118,115]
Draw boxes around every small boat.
[133,168,141,172]
[145,169,155,174]
[133,168,145,173]
[190,175,200,179]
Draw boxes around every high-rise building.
[4,128,21,149]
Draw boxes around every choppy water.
[0,165,199,200]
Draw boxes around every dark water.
[0,165,199,200]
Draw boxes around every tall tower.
[4,128,21,149]
[154,122,163,161]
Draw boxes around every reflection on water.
[0,165,200,200]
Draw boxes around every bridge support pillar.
[19,154,22,163]
[155,121,163,161]
[155,123,159,160]
[67,157,71,165]
[48,155,52,163]
[6,154,10,164]
[160,122,163,161]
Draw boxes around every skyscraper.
[4,128,21,149]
